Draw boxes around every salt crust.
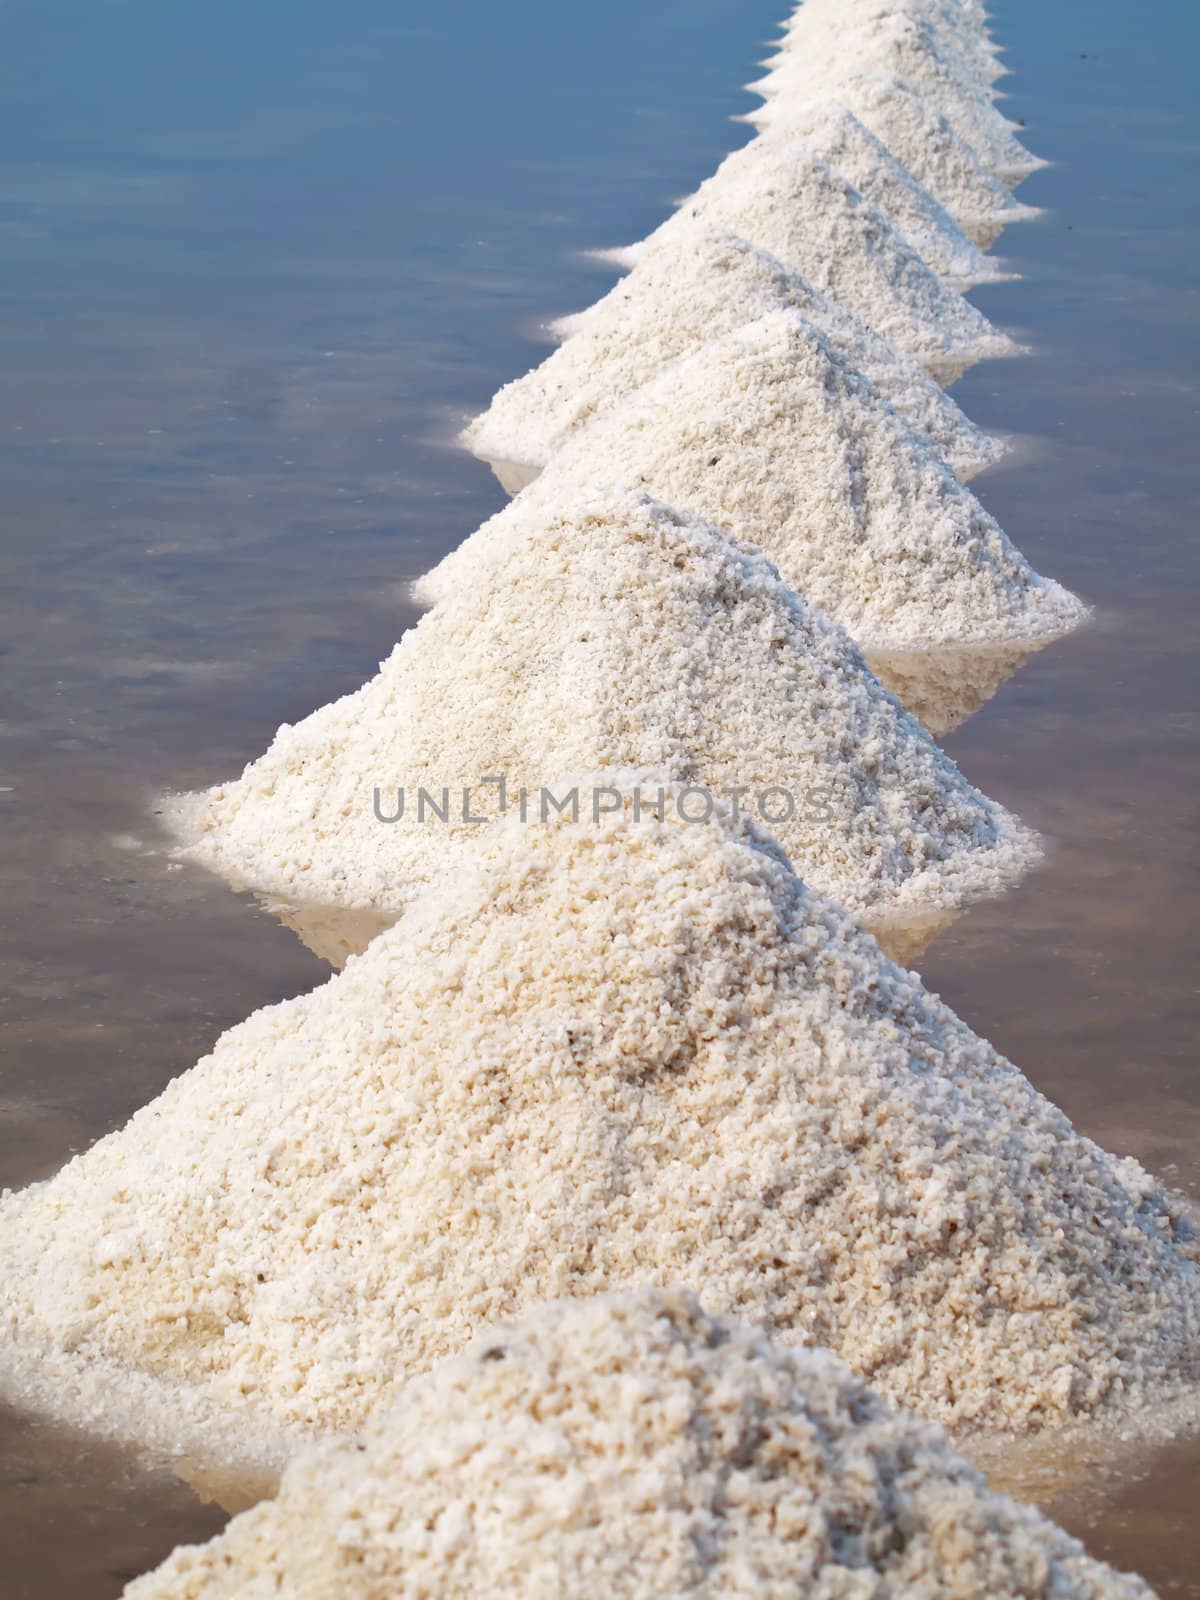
[125,1291,1154,1600]
[603,141,1017,381]
[426,316,1087,665]
[163,487,1039,936]
[748,71,1039,249]
[738,101,1005,287]
[2,803,1196,1468]
[466,230,1003,485]
[751,11,1045,182]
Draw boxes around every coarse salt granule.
[774,0,1009,91]
[426,315,1086,671]
[2,800,1200,1465]
[124,1291,1155,1600]
[751,11,1045,183]
[1,801,1196,1470]
[746,71,1039,248]
[464,230,1003,489]
[601,140,1018,382]
[750,101,1008,287]
[165,486,1039,944]
[832,0,996,37]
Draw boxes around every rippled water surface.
[0,0,1197,1592]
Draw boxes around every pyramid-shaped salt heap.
[752,9,1043,183]
[2,800,1195,1485]
[600,140,1017,382]
[172,486,1038,948]
[745,101,1002,286]
[126,1291,1154,1600]
[427,317,1086,679]
[464,230,1002,490]
[748,72,1038,248]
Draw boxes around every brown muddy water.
[1,0,1198,1592]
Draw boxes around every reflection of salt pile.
[164,488,1038,946]
[3,804,1196,1476]
[741,101,1004,286]
[600,141,1017,381]
[126,1291,1155,1600]
[258,897,394,969]
[748,72,1039,247]
[751,10,1044,183]
[427,316,1086,678]
[868,640,1036,739]
[465,231,1002,490]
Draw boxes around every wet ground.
[0,0,1197,1592]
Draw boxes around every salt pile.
[746,101,1005,287]
[774,0,1009,91]
[465,230,1003,488]
[602,140,1017,381]
[426,315,1087,675]
[2,801,1196,1470]
[125,1291,1155,1600]
[3,2,1167,1592]
[748,71,1040,248]
[163,487,1038,945]
[751,10,1044,183]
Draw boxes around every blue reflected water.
[0,0,782,1192]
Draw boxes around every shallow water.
[917,5,1200,1587]
[0,0,1197,1592]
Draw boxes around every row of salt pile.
[3,2,1194,1595]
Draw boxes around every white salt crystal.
[165,486,1039,944]
[747,72,1040,247]
[3,803,1195,1473]
[749,100,1008,286]
[427,314,1086,668]
[465,230,1003,488]
[751,11,1045,184]
[602,140,1018,381]
[126,1291,1156,1600]
[774,0,1009,90]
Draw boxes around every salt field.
[0,0,1197,1593]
